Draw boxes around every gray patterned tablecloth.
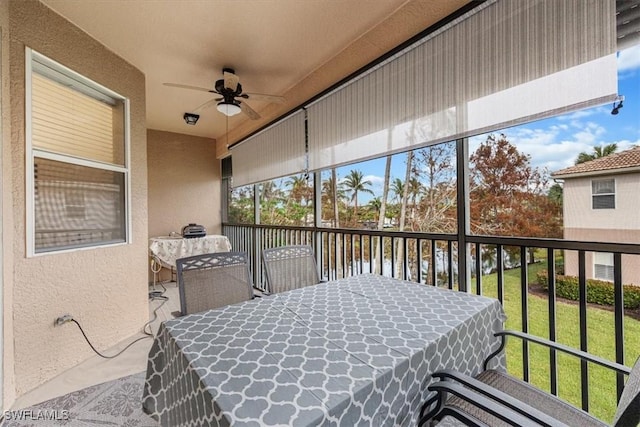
[142,273,506,427]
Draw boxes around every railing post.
[547,248,558,396]
[313,171,323,280]
[578,250,589,412]
[253,183,261,288]
[521,246,530,383]
[475,243,482,295]
[456,138,469,292]
[613,252,625,401]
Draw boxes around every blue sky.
[333,44,640,202]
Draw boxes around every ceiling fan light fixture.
[217,101,242,117]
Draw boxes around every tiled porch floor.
[10,281,180,410]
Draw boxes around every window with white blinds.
[230,110,306,188]
[27,49,129,254]
[592,178,616,210]
[307,0,618,171]
[594,252,614,282]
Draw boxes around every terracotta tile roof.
[552,145,640,178]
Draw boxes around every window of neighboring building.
[592,178,615,209]
[594,252,614,281]
[27,49,130,255]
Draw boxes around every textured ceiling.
[39,0,468,152]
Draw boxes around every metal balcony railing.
[223,222,640,422]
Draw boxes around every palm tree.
[331,169,338,228]
[322,171,346,227]
[378,154,392,231]
[407,176,423,226]
[398,152,413,232]
[391,178,405,203]
[368,197,382,222]
[343,169,374,222]
[575,143,617,164]
[287,174,311,206]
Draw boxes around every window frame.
[593,252,614,282]
[591,178,615,210]
[25,48,131,256]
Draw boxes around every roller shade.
[31,57,125,166]
[307,0,618,171]
[231,110,306,187]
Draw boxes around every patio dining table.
[142,273,506,426]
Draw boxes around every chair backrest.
[176,251,253,316]
[614,356,640,427]
[262,245,320,294]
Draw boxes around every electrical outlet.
[54,314,73,326]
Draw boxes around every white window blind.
[28,49,129,254]
[32,59,125,166]
[307,0,618,171]
[592,178,616,209]
[231,110,306,187]
[594,252,614,281]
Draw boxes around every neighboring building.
[552,145,640,284]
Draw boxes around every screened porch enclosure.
[222,222,640,423]
[220,0,640,423]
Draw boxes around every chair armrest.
[432,370,570,427]
[490,331,630,375]
[432,406,492,427]
[426,381,560,427]
[252,286,270,298]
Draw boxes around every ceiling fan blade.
[192,98,218,112]
[239,101,260,120]
[224,71,240,91]
[164,82,216,93]
[243,92,286,104]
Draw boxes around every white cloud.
[363,174,384,185]
[363,175,385,197]
[609,139,640,152]
[618,44,640,72]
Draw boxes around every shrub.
[536,270,548,287]
[536,269,640,309]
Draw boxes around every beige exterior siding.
[147,130,220,281]
[562,173,640,229]
[1,0,148,405]
[562,172,640,285]
[564,229,640,285]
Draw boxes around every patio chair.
[176,251,253,316]
[420,330,640,427]
[262,245,321,294]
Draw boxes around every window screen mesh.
[34,157,126,252]
[307,0,617,171]
[230,110,306,187]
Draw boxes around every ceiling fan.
[164,68,285,120]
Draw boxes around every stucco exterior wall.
[562,173,640,285]
[3,0,148,401]
[147,130,220,281]
[563,228,640,285]
[1,0,17,408]
[147,130,220,238]
[563,173,640,229]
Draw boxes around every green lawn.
[475,261,640,423]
